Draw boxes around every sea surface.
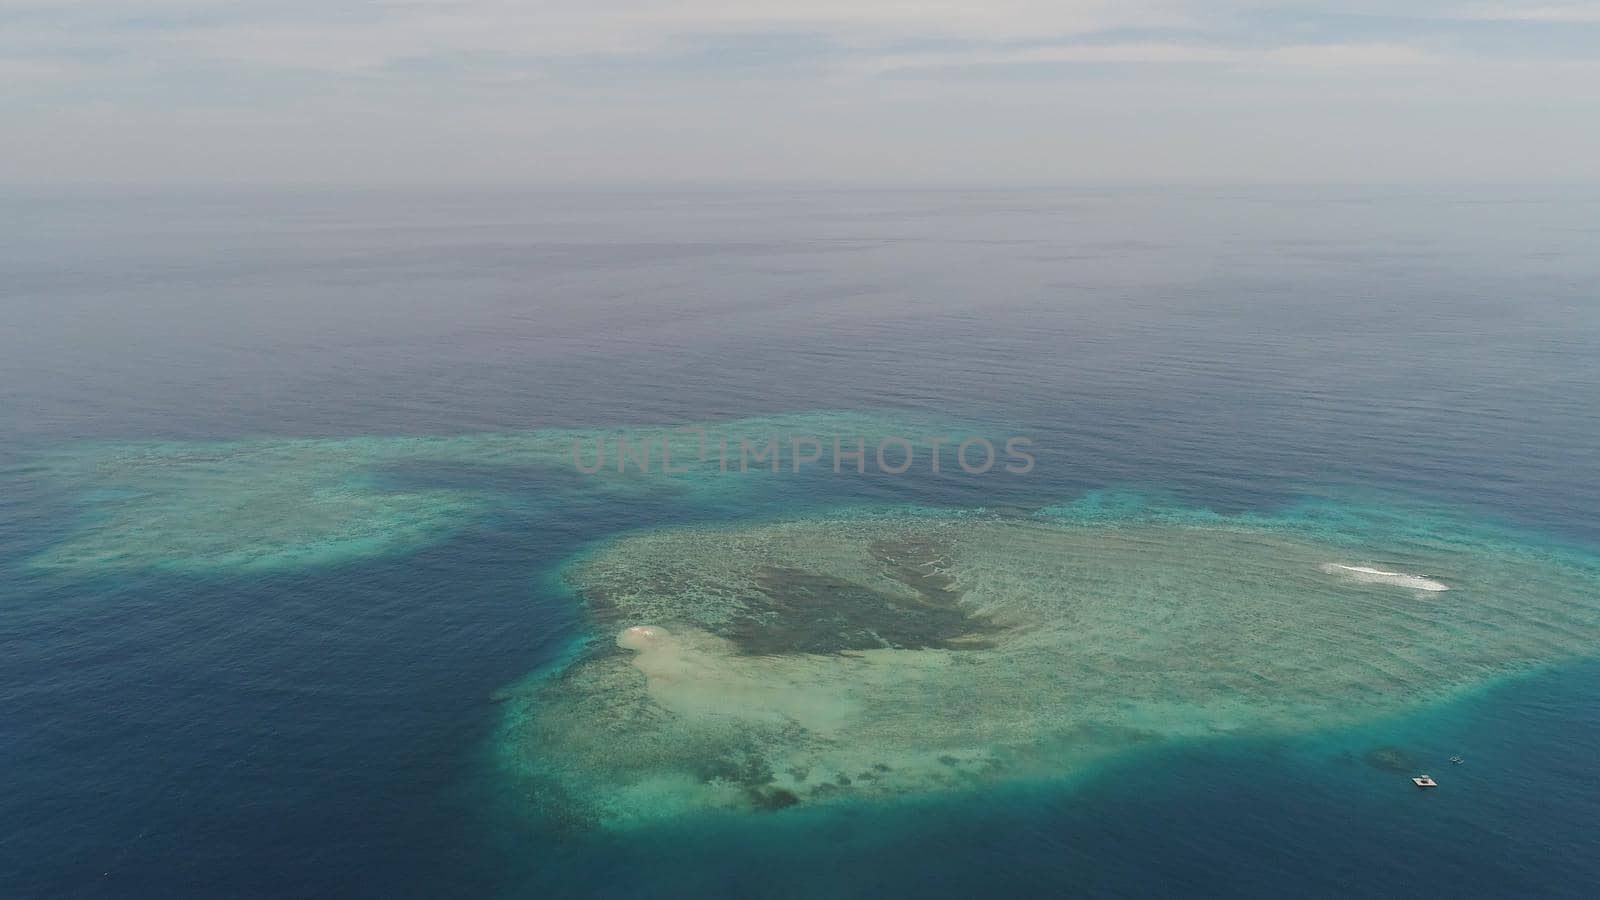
[2,186,1598,898]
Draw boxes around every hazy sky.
[4,1,1599,185]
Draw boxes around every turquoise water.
[497,494,1600,830]
[503,657,1600,898]
[2,186,1599,898]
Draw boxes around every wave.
[1320,563,1450,592]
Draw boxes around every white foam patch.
[1321,563,1449,592]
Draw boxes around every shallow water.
[501,500,1600,827]
[3,186,1599,898]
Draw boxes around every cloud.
[1,1,1446,81]
[1456,2,1600,22]
[1262,42,1444,66]
[863,40,1443,76]
[1,1,1186,59]
[2,2,1597,183]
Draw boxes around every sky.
[3,1,1599,185]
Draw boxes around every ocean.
[2,185,1598,898]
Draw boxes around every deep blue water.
[2,186,1598,898]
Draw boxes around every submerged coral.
[27,411,975,573]
[500,505,1600,829]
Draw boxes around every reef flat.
[499,498,1600,829]
[26,411,978,574]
